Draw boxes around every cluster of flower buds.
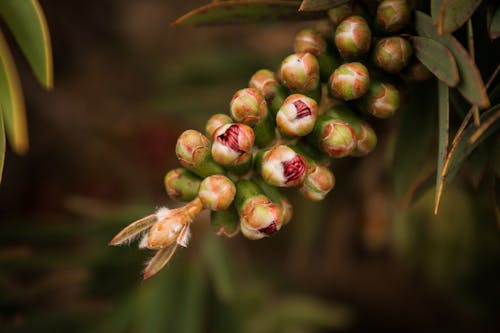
[110,0,426,279]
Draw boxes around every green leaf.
[0,113,4,183]
[299,0,350,11]
[434,0,482,35]
[434,81,449,214]
[173,1,325,26]
[490,4,500,39]
[0,29,28,155]
[411,36,459,87]
[0,0,53,89]
[415,11,490,109]
[431,0,442,24]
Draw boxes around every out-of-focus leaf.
[415,11,490,109]
[173,1,325,26]
[435,103,500,213]
[411,36,459,87]
[433,0,482,34]
[299,0,350,11]
[490,5,500,39]
[0,30,28,155]
[434,81,449,214]
[0,113,4,183]
[431,0,442,24]
[0,0,53,89]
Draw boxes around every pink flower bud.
[279,53,320,92]
[211,123,254,166]
[175,130,210,168]
[230,88,268,126]
[261,145,307,187]
[198,175,236,211]
[352,121,378,156]
[276,94,318,137]
[239,195,283,240]
[205,114,233,139]
[299,164,336,201]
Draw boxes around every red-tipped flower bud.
[299,163,336,201]
[358,79,400,118]
[164,168,201,202]
[294,29,327,56]
[176,130,225,177]
[211,123,254,167]
[198,175,236,211]
[335,16,372,59]
[260,145,307,187]
[230,88,268,126]
[375,0,410,33]
[279,53,320,92]
[239,195,283,240]
[276,94,318,137]
[351,121,378,156]
[329,62,370,100]
[373,37,412,73]
[205,113,232,139]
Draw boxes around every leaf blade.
[411,36,459,87]
[0,29,28,155]
[436,0,482,35]
[434,81,449,214]
[415,11,490,109]
[0,0,53,89]
[299,0,350,11]
[0,113,5,183]
[173,1,325,26]
[490,4,500,39]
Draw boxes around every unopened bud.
[352,121,377,156]
[404,60,433,81]
[176,130,225,177]
[335,16,371,59]
[205,114,232,139]
[299,163,335,201]
[279,53,320,92]
[312,116,357,158]
[357,79,400,118]
[375,0,410,33]
[239,195,283,240]
[198,175,236,211]
[211,123,254,167]
[373,37,412,73]
[230,88,268,126]
[294,29,327,56]
[248,69,287,116]
[164,168,201,202]
[276,94,318,137]
[329,62,370,100]
[328,3,367,27]
[260,145,307,187]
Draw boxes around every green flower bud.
[351,121,377,156]
[205,113,232,139]
[176,130,225,177]
[249,69,287,116]
[260,145,307,187]
[299,163,335,201]
[328,62,370,100]
[230,88,268,126]
[294,29,327,56]
[310,115,357,158]
[373,37,412,73]
[164,168,201,202]
[327,3,368,28]
[375,0,411,33]
[211,207,239,237]
[276,94,318,137]
[404,60,433,81]
[198,175,236,211]
[357,79,400,118]
[211,123,254,167]
[279,53,320,92]
[334,16,371,59]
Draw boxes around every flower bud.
[328,62,370,100]
[351,121,377,156]
[164,168,201,202]
[211,123,254,167]
[260,145,307,187]
[373,37,412,73]
[294,29,327,56]
[205,114,232,139]
[230,88,268,126]
[239,195,283,240]
[299,163,335,201]
[176,130,225,177]
[279,53,320,92]
[276,94,318,137]
[198,175,236,211]
[327,3,367,27]
[248,69,287,116]
[335,16,371,59]
[311,116,357,158]
[357,79,400,118]
[375,0,410,33]
[404,60,432,81]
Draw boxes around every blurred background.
[1,1,499,332]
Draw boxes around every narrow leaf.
[173,1,325,26]
[434,81,449,214]
[0,30,28,155]
[299,0,350,11]
[436,0,482,35]
[108,214,157,246]
[143,244,178,280]
[490,4,500,39]
[435,103,500,212]
[415,11,490,109]
[411,36,459,87]
[431,0,443,24]
[0,113,5,183]
[0,0,53,89]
